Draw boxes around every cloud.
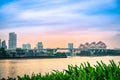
[116,34,120,37]
[0,0,119,31]
[0,0,120,48]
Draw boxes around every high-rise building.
[68,43,74,54]
[0,39,1,48]
[22,44,26,49]
[22,43,31,50]
[37,42,43,49]
[68,43,73,49]
[9,32,17,49]
[2,40,7,49]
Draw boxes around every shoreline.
[0,55,120,60]
[0,56,67,60]
[0,60,119,80]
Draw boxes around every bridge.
[30,48,108,56]
[8,48,120,56]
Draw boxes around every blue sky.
[0,0,120,48]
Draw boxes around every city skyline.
[0,0,120,48]
[0,33,108,49]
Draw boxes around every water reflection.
[0,56,120,78]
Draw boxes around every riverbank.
[0,56,67,60]
[1,55,120,60]
[1,60,120,80]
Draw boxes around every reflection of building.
[22,44,31,50]
[9,32,17,49]
[2,40,7,49]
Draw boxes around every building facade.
[37,42,43,49]
[9,32,17,49]
[68,43,73,49]
[79,41,107,49]
[2,40,7,49]
[22,44,31,50]
[68,43,74,55]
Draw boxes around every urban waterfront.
[0,0,120,79]
[0,56,120,78]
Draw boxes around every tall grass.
[7,60,120,80]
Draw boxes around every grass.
[6,60,120,80]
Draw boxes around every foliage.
[54,52,66,57]
[0,48,7,57]
[7,60,120,80]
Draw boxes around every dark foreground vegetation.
[1,60,120,80]
[0,48,67,59]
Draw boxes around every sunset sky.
[0,0,120,48]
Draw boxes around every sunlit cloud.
[0,0,120,48]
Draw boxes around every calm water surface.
[0,56,120,78]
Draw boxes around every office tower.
[0,39,1,48]
[22,43,31,50]
[9,32,17,49]
[68,43,74,54]
[68,43,73,49]
[2,40,7,49]
[22,44,26,49]
[37,42,43,49]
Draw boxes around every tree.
[0,48,7,57]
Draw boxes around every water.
[0,56,120,78]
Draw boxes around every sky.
[0,0,120,48]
